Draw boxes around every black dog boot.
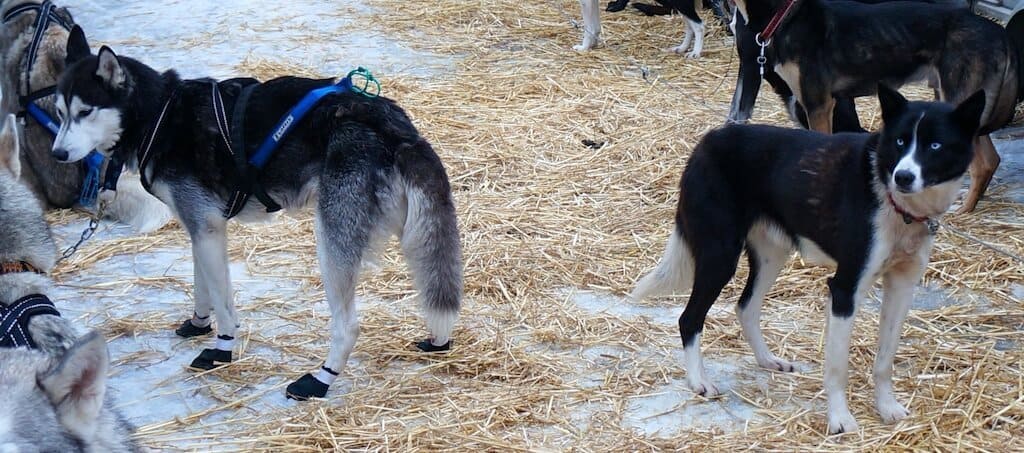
[188,348,232,371]
[416,338,452,352]
[286,373,331,400]
[606,0,630,12]
[175,313,213,338]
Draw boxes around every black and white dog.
[576,0,716,57]
[631,86,985,434]
[51,26,463,400]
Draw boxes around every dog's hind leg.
[575,0,602,51]
[738,224,794,372]
[873,257,925,424]
[397,140,463,352]
[958,134,1000,213]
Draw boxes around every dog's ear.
[65,25,90,66]
[40,330,110,436]
[0,114,21,178]
[952,90,986,136]
[95,46,125,89]
[877,84,908,126]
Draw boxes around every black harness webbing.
[0,294,61,349]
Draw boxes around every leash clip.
[754,33,771,77]
[343,67,380,98]
[78,151,105,208]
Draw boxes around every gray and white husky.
[0,0,171,233]
[0,112,138,452]
[52,26,464,400]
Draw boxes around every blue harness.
[216,68,380,218]
[3,1,113,208]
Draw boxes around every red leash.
[757,0,799,45]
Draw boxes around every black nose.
[894,170,915,189]
[52,148,69,161]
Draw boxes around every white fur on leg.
[574,0,601,51]
[825,312,859,434]
[314,217,360,379]
[738,227,795,372]
[686,20,704,59]
[631,232,694,300]
[425,306,457,346]
[684,333,720,396]
[314,368,338,386]
[190,220,238,346]
[99,172,172,233]
[874,262,924,423]
[667,27,693,55]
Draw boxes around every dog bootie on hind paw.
[175,317,213,338]
[416,338,452,352]
[606,0,630,12]
[286,374,330,400]
[188,348,232,371]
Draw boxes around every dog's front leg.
[824,272,862,434]
[874,258,926,424]
[575,0,602,51]
[805,96,836,135]
[185,217,237,370]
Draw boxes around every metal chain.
[56,206,102,265]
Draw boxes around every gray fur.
[0,0,171,232]
[0,112,138,451]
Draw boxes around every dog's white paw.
[687,374,721,397]
[685,49,701,59]
[574,39,598,52]
[876,396,910,423]
[756,355,797,373]
[665,45,687,54]
[827,409,860,434]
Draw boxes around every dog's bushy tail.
[631,227,695,301]
[396,138,463,343]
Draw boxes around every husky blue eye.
[896,138,905,146]
[930,143,941,150]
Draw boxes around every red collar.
[887,192,929,224]
[0,261,45,276]
[759,0,799,43]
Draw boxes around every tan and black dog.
[733,0,1022,212]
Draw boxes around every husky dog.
[0,0,171,233]
[576,0,715,58]
[0,112,137,452]
[52,26,463,400]
[631,87,985,433]
[732,0,1020,213]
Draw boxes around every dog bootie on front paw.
[188,348,232,371]
[175,316,213,338]
[416,338,452,352]
[286,374,330,400]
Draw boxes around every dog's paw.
[665,45,687,54]
[685,49,702,59]
[687,375,721,397]
[286,373,330,400]
[175,319,213,338]
[756,355,797,373]
[606,0,628,12]
[573,40,597,52]
[416,338,452,352]
[827,409,860,434]
[187,348,232,371]
[876,396,910,423]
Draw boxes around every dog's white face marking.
[891,113,926,193]
[52,94,123,162]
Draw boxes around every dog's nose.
[52,148,69,162]
[894,170,915,190]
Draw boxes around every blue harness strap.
[220,68,379,219]
[0,294,60,349]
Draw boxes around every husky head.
[0,331,137,452]
[51,26,127,163]
[875,85,984,197]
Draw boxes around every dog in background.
[631,87,986,433]
[576,0,720,58]
[0,0,171,233]
[726,0,969,132]
[0,112,138,452]
[733,0,1020,213]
